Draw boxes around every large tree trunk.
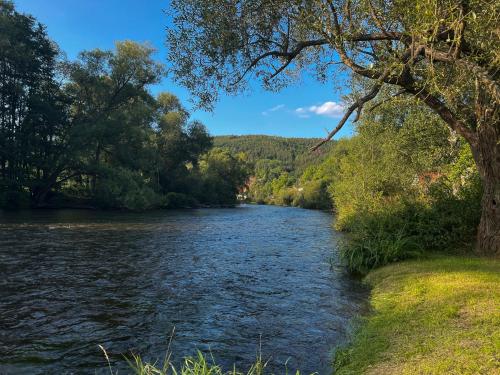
[477,176,500,255]
[472,90,500,256]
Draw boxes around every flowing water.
[0,205,366,374]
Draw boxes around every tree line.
[0,1,248,210]
[214,135,335,172]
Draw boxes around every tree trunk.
[477,176,500,255]
[91,143,101,193]
[472,89,500,256]
[32,167,64,207]
[33,185,51,207]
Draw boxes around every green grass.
[333,256,500,374]
[125,351,283,375]
[100,345,305,375]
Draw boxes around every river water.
[0,205,366,374]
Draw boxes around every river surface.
[0,205,366,374]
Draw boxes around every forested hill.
[214,135,334,172]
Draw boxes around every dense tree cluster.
[0,1,248,210]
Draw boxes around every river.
[0,205,366,374]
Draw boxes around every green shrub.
[165,192,199,208]
[93,167,164,210]
[339,183,481,274]
[339,207,422,274]
[274,187,296,206]
[298,180,331,210]
[0,189,31,209]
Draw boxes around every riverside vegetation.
[0,1,249,211]
[333,256,500,374]
[1,0,499,374]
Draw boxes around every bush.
[339,206,422,274]
[94,167,165,210]
[339,182,481,274]
[297,180,331,210]
[165,192,199,208]
[273,187,296,206]
[0,189,31,209]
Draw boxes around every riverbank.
[334,256,500,374]
[5,192,241,211]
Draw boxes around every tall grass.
[99,344,305,375]
[338,180,481,274]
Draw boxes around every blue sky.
[15,0,353,138]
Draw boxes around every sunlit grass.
[333,256,500,374]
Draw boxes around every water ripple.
[0,205,367,374]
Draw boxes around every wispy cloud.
[295,101,345,118]
[295,107,310,118]
[262,104,285,116]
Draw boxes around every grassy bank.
[334,256,500,374]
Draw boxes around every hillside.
[213,135,334,174]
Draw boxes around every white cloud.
[295,101,345,118]
[294,107,310,118]
[262,104,285,116]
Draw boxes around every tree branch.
[422,47,500,101]
[369,89,407,112]
[408,86,478,143]
[311,82,383,151]
[231,30,404,86]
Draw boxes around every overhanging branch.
[311,82,383,151]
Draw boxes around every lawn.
[334,256,500,374]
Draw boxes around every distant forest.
[214,135,334,174]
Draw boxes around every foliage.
[213,136,334,209]
[214,135,334,174]
[125,350,276,375]
[329,102,481,272]
[0,0,66,206]
[292,180,331,209]
[100,345,305,375]
[333,256,500,374]
[92,167,165,210]
[0,2,248,210]
[198,148,250,206]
